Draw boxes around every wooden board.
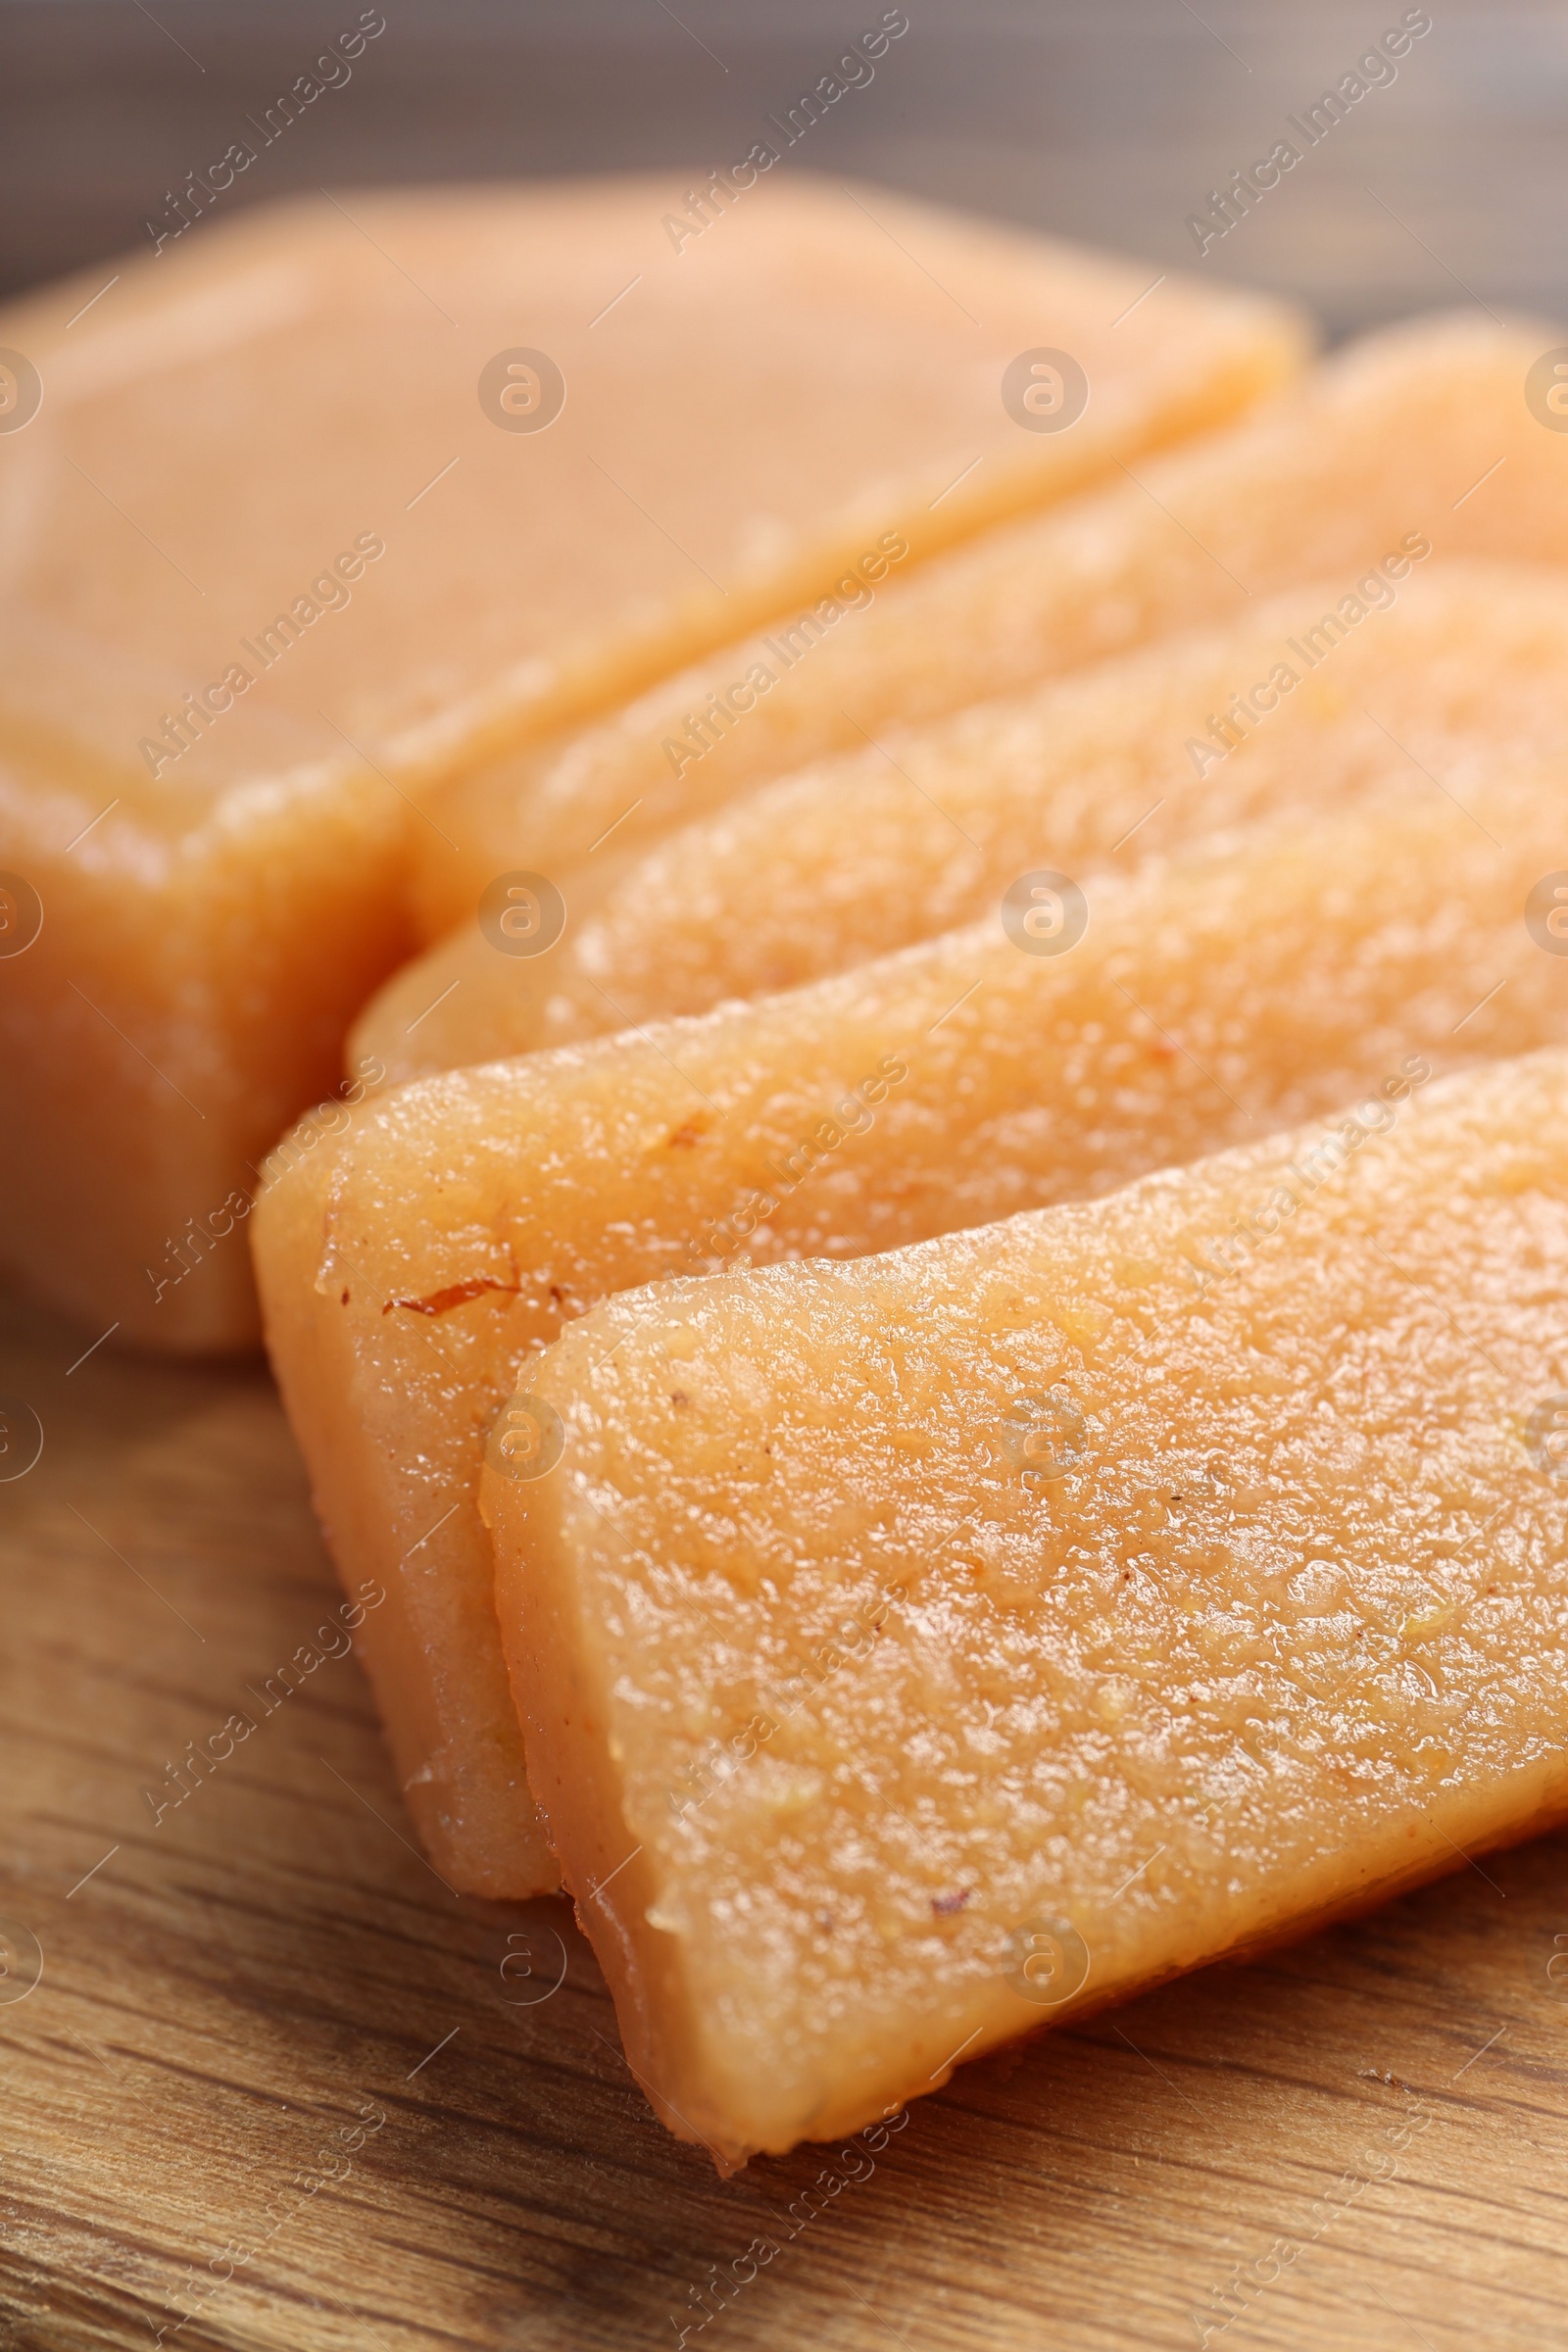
[5,1277,1568,2352]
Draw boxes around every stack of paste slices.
[29,184,1554,2170]
[0,176,1303,1350]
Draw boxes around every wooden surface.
[6,1278,1568,2352]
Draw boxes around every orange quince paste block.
[366,558,1568,1082]
[412,309,1565,941]
[1,179,1295,1348]
[257,774,1568,1895]
[487,1051,1568,2165]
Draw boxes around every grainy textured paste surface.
[368,559,1568,1082]
[3,179,1283,1347]
[414,312,1568,938]
[9,1277,1568,2352]
[488,1054,1568,2164]
[258,777,1568,1894]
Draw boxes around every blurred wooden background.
[6,6,1568,2349]
[2,0,1566,337]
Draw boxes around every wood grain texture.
[5,1278,1568,2352]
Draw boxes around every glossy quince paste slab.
[2,182,1290,1349]
[488,1053,1568,2164]
[367,558,1568,1081]
[415,310,1564,938]
[257,778,1568,1894]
